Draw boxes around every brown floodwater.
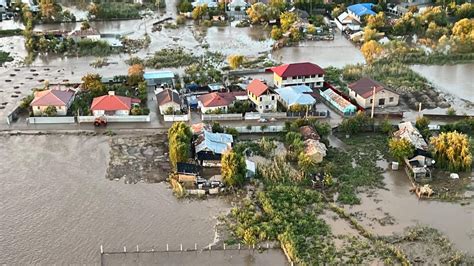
[345,159,474,255]
[0,135,231,264]
[411,64,474,103]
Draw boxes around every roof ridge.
[50,89,67,105]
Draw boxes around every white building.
[246,79,277,113]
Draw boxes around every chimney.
[108,91,115,96]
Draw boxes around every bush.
[176,15,186,25]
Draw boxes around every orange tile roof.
[247,79,269,97]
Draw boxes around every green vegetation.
[88,3,142,20]
[145,47,199,69]
[340,112,373,135]
[0,51,14,65]
[44,105,57,117]
[30,36,116,57]
[168,122,193,169]
[228,185,334,264]
[0,29,23,38]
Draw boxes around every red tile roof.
[348,77,395,99]
[31,89,75,107]
[91,94,140,111]
[271,62,324,78]
[198,92,235,107]
[247,79,268,97]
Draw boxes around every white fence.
[261,112,287,119]
[78,115,151,123]
[202,113,242,121]
[244,112,260,120]
[163,114,189,122]
[234,125,285,133]
[27,116,76,124]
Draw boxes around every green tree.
[168,122,193,169]
[379,118,393,135]
[227,54,244,70]
[420,6,448,27]
[388,138,415,163]
[415,116,431,139]
[455,3,474,19]
[268,0,285,13]
[81,21,91,30]
[289,27,302,42]
[331,4,345,19]
[39,0,60,22]
[44,105,58,117]
[221,150,246,187]
[178,0,193,12]
[363,27,378,43]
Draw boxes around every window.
[370,99,373,104]
[311,75,315,78]
[318,74,323,78]
[389,97,394,102]
[265,105,269,109]
[259,106,262,109]
[259,97,262,101]
[282,77,287,80]
[271,95,275,100]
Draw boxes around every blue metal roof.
[347,3,376,17]
[195,131,233,155]
[144,71,175,80]
[275,85,316,107]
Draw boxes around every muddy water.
[346,160,474,254]
[271,33,365,68]
[411,63,474,103]
[0,135,229,264]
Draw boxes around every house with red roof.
[198,91,247,113]
[30,88,75,116]
[270,62,325,89]
[348,77,399,109]
[246,79,277,113]
[90,91,141,116]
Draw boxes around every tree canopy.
[168,122,193,169]
[430,131,472,172]
[388,138,415,163]
[221,150,246,187]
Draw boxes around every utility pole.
[370,86,376,119]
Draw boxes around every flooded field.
[411,63,474,103]
[345,160,474,255]
[0,135,230,264]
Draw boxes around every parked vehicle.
[94,116,107,127]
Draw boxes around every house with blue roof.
[144,71,175,87]
[347,3,376,22]
[195,131,234,166]
[275,85,316,110]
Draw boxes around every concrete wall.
[163,114,189,122]
[159,102,181,115]
[234,125,285,133]
[202,113,242,121]
[27,116,76,124]
[93,109,130,116]
[32,105,68,116]
[77,115,150,123]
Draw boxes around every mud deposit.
[107,134,170,183]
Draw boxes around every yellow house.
[246,79,277,113]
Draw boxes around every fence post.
[180,243,183,252]
[136,245,139,252]
[223,243,226,250]
[195,243,197,251]
[124,246,126,253]
[100,245,103,254]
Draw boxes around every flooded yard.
[0,134,229,264]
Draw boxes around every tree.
[363,27,378,43]
[379,118,393,135]
[221,150,246,187]
[455,3,474,19]
[227,54,244,70]
[168,122,193,169]
[289,27,302,42]
[361,40,383,64]
[246,3,268,24]
[44,105,57,117]
[431,131,472,172]
[268,0,285,13]
[271,26,283,40]
[425,22,448,41]
[331,4,345,19]
[178,0,193,13]
[212,121,224,133]
[280,11,297,32]
[306,24,316,35]
[192,4,208,20]
[420,6,448,27]
[81,73,105,94]
[127,64,144,85]
[415,116,431,139]
[39,0,59,21]
[81,21,91,30]
[388,138,415,164]
[366,12,386,30]
[298,152,317,179]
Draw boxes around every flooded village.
[0,0,473,265]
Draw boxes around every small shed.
[245,159,256,178]
[144,71,175,87]
[299,125,320,141]
[177,162,200,183]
